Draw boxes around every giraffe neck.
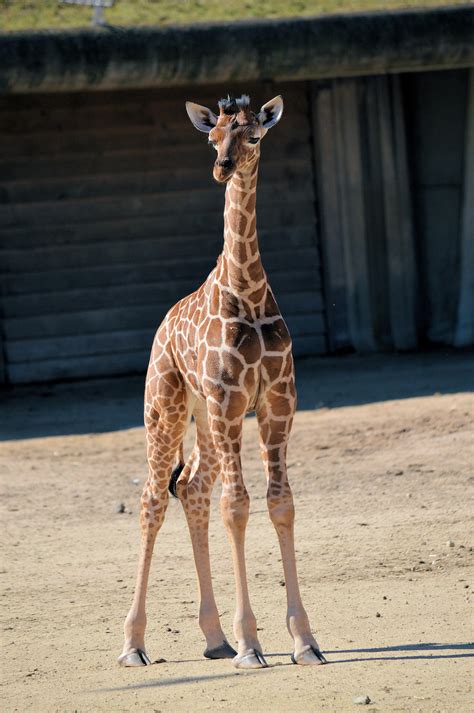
[218,161,266,303]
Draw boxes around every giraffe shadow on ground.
[323,641,473,654]
[95,669,269,693]
[266,641,474,665]
[95,642,473,693]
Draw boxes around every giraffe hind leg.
[120,350,190,666]
[177,403,237,658]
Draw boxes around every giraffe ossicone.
[119,94,326,670]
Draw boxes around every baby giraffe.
[119,94,326,670]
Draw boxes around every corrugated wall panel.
[0,82,326,383]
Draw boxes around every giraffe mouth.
[213,167,234,184]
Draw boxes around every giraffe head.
[185,94,284,183]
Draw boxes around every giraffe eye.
[208,139,217,149]
[248,137,260,144]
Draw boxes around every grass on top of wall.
[0,0,466,32]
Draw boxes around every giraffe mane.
[218,94,251,115]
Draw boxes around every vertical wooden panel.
[311,83,350,350]
[377,75,417,350]
[364,77,391,348]
[335,79,376,352]
[454,68,474,347]
[313,78,377,353]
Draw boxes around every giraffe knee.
[267,486,294,530]
[220,488,250,531]
[140,483,169,528]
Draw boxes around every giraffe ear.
[185,101,218,133]
[257,95,284,129]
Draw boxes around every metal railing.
[59,0,115,26]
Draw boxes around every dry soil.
[1,353,473,712]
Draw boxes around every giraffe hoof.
[233,648,268,669]
[291,644,327,666]
[117,648,152,667]
[203,641,238,659]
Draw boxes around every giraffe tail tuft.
[168,462,184,498]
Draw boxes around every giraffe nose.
[218,157,234,170]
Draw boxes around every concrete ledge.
[0,6,473,93]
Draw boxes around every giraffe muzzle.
[214,158,235,183]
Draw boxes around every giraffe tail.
[168,441,185,498]
[168,462,184,498]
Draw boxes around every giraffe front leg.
[257,394,326,666]
[176,409,236,660]
[220,480,267,669]
[207,392,267,669]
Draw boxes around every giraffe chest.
[171,281,292,402]
[174,310,292,403]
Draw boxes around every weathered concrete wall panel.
[0,7,473,95]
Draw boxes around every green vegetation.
[0,0,466,32]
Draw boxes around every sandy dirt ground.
[1,352,473,712]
